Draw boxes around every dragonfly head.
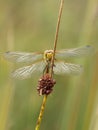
[44,50,54,62]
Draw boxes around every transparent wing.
[4,51,43,63]
[11,61,46,79]
[53,62,83,75]
[55,45,95,59]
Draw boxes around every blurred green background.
[0,0,98,130]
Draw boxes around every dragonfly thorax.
[44,50,54,62]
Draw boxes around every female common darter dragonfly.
[4,45,94,79]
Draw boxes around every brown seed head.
[37,74,56,95]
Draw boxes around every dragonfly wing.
[53,62,83,75]
[4,51,43,63]
[11,61,46,79]
[55,45,95,59]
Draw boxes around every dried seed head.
[37,74,56,95]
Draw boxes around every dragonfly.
[4,45,94,79]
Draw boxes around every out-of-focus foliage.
[0,0,98,130]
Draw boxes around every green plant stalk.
[0,82,14,130]
[0,17,15,130]
[35,95,47,130]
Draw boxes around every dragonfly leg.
[43,66,47,75]
[43,62,50,75]
[51,64,55,75]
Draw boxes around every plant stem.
[51,0,64,77]
[35,95,47,130]
[35,0,64,130]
